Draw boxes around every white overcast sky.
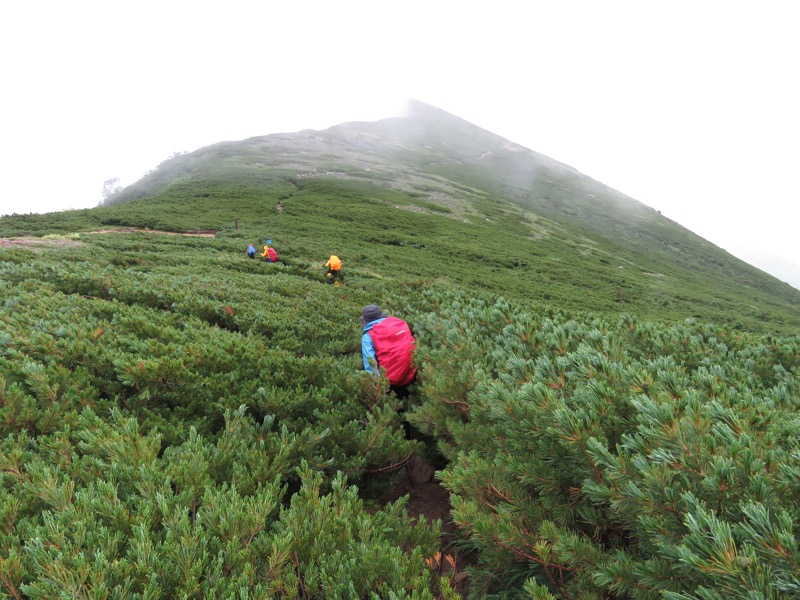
[2,1,799,288]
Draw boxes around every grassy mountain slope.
[4,100,798,333]
[3,102,800,598]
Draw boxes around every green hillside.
[2,103,800,598]
[5,101,797,334]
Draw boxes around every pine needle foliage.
[409,295,800,598]
[2,106,800,598]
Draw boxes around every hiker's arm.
[361,333,377,375]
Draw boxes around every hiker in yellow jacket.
[260,239,279,263]
[324,255,343,284]
[262,245,279,263]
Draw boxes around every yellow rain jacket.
[325,255,343,270]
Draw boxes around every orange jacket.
[325,255,342,270]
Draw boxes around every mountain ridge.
[3,100,799,333]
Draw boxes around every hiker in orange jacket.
[324,255,343,284]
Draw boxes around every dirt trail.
[379,469,472,594]
[84,227,217,237]
[0,228,217,249]
[0,237,84,248]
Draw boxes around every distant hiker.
[324,255,343,284]
[360,304,417,396]
[262,243,279,263]
[276,201,284,214]
[246,243,257,258]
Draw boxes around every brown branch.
[494,537,575,573]
[487,483,513,504]
[366,453,414,474]
[440,396,471,415]
[0,572,22,600]
[362,420,389,455]
[494,538,575,600]
[292,553,311,599]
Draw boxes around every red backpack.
[267,247,278,262]
[368,317,417,386]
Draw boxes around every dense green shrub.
[0,407,444,598]
[2,146,800,597]
[409,296,800,598]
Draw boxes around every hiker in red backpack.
[261,242,279,263]
[360,304,417,395]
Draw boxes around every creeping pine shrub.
[0,253,450,598]
[264,462,444,598]
[410,295,800,599]
[3,186,800,599]
[2,408,446,598]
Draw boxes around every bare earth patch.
[0,228,217,249]
[0,237,84,248]
[83,227,217,237]
[379,468,472,595]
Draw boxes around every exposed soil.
[381,469,453,527]
[0,237,84,248]
[84,227,217,237]
[0,228,217,250]
[379,466,472,595]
